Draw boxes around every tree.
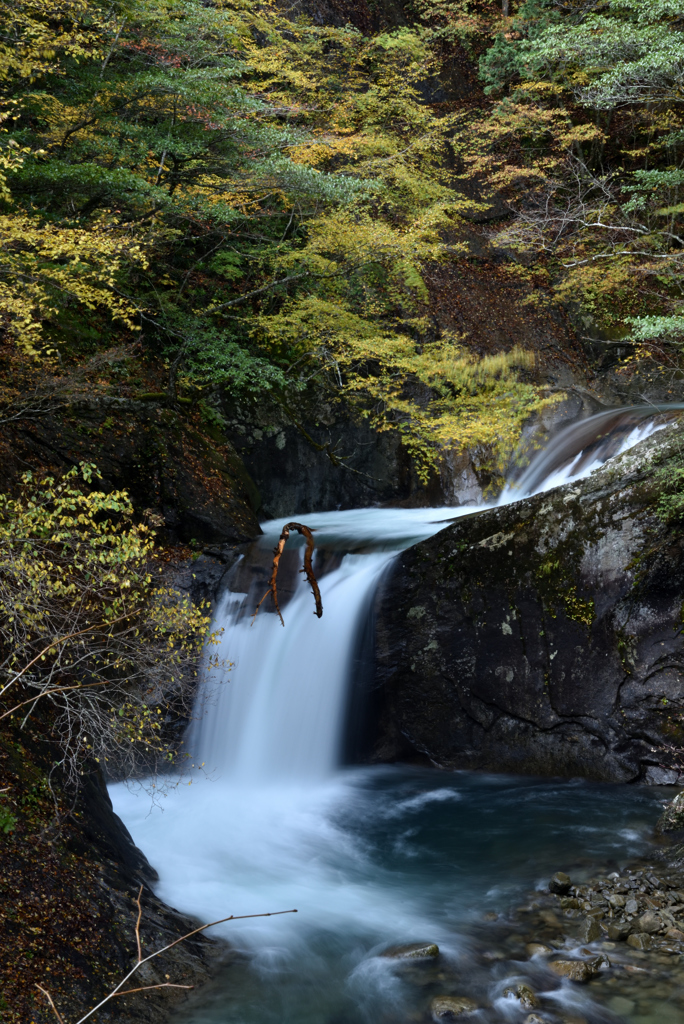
[0,0,547,485]
[0,463,216,786]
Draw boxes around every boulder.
[374,425,684,782]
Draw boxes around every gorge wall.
[373,425,684,785]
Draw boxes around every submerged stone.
[430,996,479,1020]
[381,942,439,960]
[503,983,539,1009]
[526,942,553,956]
[549,958,598,983]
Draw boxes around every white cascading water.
[194,553,393,782]
[110,409,676,1024]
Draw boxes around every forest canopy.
[1,0,683,479]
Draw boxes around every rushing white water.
[110,408,678,1024]
[190,509,481,784]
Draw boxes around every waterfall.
[109,405,677,976]
[195,553,393,782]
[189,406,672,784]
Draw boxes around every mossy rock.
[374,424,684,783]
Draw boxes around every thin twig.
[35,985,65,1024]
[134,885,143,963]
[252,523,323,627]
[0,678,125,724]
[109,982,194,996]
[0,612,134,699]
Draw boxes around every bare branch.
[0,614,134,700]
[73,908,298,1024]
[109,983,194,996]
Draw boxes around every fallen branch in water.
[252,522,323,626]
[35,887,297,1024]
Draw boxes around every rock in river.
[549,958,600,983]
[503,983,539,1008]
[549,871,572,895]
[381,942,439,960]
[578,917,602,943]
[526,942,553,956]
[431,995,479,1020]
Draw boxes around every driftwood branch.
[252,523,323,627]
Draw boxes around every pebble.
[627,932,653,951]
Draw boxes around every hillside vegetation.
[4,0,681,485]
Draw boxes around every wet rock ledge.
[374,423,684,783]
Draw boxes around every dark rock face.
[0,397,260,545]
[374,426,684,782]
[0,720,223,1024]
[221,396,487,517]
